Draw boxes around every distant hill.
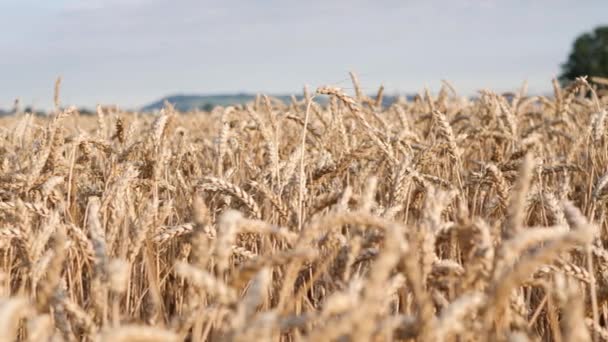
[141,94,300,112]
[141,93,411,112]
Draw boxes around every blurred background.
[0,0,606,113]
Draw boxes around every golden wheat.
[0,74,607,341]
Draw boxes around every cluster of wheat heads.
[1,75,608,341]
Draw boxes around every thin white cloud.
[61,0,148,11]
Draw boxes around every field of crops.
[1,75,608,341]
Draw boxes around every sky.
[0,0,606,111]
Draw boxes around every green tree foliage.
[560,25,608,82]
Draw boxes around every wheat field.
[1,74,608,341]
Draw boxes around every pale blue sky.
[1,0,606,110]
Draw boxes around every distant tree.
[24,106,47,117]
[560,25,608,82]
[202,103,214,112]
[78,107,94,116]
